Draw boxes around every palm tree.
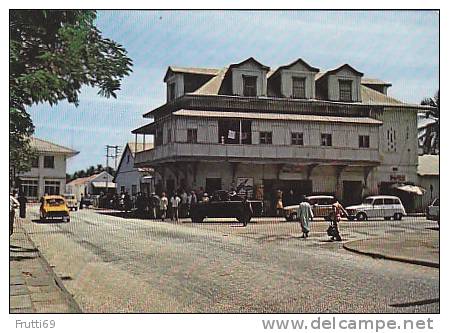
[419,90,439,155]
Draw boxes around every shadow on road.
[31,219,68,224]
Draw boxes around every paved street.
[19,206,439,313]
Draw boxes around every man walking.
[170,193,181,222]
[18,191,28,218]
[10,193,19,236]
[297,195,313,238]
[160,192,168,221]
[329,199,348,242]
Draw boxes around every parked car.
[346,195,406,221]
[190,190,261,224]
[40,195,70,222]
[283,195,335,221]
[63,193,78,211]
[426,198,439,223]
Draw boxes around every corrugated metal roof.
[193,68,228,95]
[361,78,392,86]
[173,109,383,125]
[127,142,153,155]
[418,155,439,176]
[30,137,78,155]
[169,66,221,76]
[360,85,406,106]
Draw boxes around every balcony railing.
[135,142,380,166]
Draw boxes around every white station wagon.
[346,195,406,221]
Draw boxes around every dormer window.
[292,77,306,99]
[339,80,352,101]
[243,75,257,97]
[168,82,176,101]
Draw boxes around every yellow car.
[40,195,70,222]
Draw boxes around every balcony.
[134,142,380,167]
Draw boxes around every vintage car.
[63,193,78,211]
[40,195,70,222]
[346,195,406,221]
[190,190,262,224]
[283,195,335,221]
[426,198,439,223]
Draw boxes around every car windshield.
[362,198,374,204]
[46,198,65,206]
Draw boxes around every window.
[155,129,163,147]
[218,119,252,144]
[168,83,176,101]
[31,157,39,168]
[243,75,257,97]
[260,131,272,144]
[384,198,394,205]
[167,127,172,143]
[21,179,38,198]
[187,129,198,143]
[292,77,306,99]
[373,199,384,206]
[291,132,304,146]
[127,155,130,164]
[131,184,137,196]
[43,156,55,168]
[321,134,332,146]
[359,135,370,148]
[339,80,352,101]
[120,186,125,193]
[44,180,60,195]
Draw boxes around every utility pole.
[105,145,120,195]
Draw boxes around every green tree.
[420,90,439,155]
[10,10,133,183]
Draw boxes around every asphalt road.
[21,207,439,313]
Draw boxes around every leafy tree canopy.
[10,10,133,179]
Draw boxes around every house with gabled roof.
[113,142,155,197]
[17,137,78,200]
[131,57,435,212]
[66,171,115,202]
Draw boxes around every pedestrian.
[180,190,188,218]
[10,193,19,236]
[18,191,28,218]
[150,192,160,219]
[275,190,283,217]
[79,193,84,210]
[297,195,313,238]
[160,192,168,221]
[170,193,181,222]
[329,199,348,242]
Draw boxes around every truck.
[190,190,263,225]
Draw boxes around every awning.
[141,176,153,183]
[131,122,158,134]
[173,109,383,125]
[392,184,426,196]
[91,181,116,189]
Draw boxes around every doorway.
[342,181,363,206]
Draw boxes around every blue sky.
[28,10,439,173]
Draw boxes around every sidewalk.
[343,230,439,268]
[10,222,81,313]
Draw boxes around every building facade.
[132,58,433,212]
[18,137,78,200]
[113,142,155,196]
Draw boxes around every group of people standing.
[131,189,201,222]
[296,195,348,242]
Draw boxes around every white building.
[66,171,115,201]
[417,154,439,210]
[18,137,78,200]
[113,142,155,196]
[132,57,435,213]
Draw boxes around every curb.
[342,242,439,268]
[21,226,83,313]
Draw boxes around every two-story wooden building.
[132,57,432,211]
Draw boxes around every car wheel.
[356,212,367,221]
[393,213,402,221]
